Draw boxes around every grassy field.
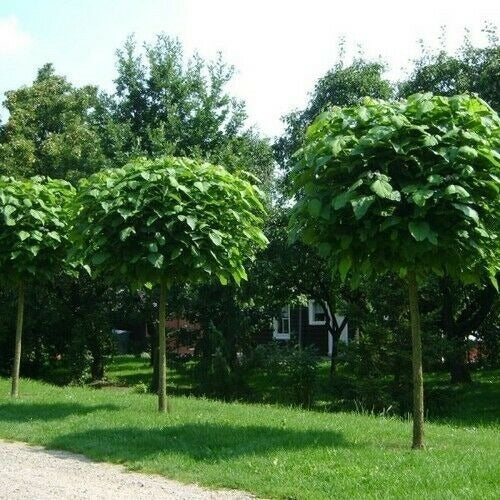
[0,376,499,499]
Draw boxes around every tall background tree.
[274,55,393,188]
[0,64,107,182]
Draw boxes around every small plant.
[132,382,149,394]
[285,346,319,408]
[195,323,246,399]
[252,343,319,408]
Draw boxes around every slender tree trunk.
[158,279,169,413]
[11,281,25,398]
[408,271,424,449]
[330,336,338,376]
[450,357,472,384]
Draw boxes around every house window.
[273,305,291,340]
[308,300,326,325]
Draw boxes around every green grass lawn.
[107,355,500,425]
[1,376,499,499]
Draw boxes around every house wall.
[268,303,348,356]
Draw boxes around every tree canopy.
[0,65,106,182]
[274,58,393,181]
[290,93,500,288]
[73,156,268,288]
[0,176,75,283]
[108,35,274,187]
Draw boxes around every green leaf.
[3,205,16,218]
[186,216,196,230]
[194,181,205,192]
[147,253,164,268]
[120,227,135,241]
[427,174,444,185]
[208,232,222,246]
[489,274,498,292]
[171,247,182,259]
[339,254,352,281]
[332,191,355,210]
[118,207,134,219]
[29,209,44,222]
[412,189,434,207]
[445,185,470,198]
[408,221,436,242]
[308,199,322,217]
[18,230,30,241]
[452,203,479,223]
[370,179,393,199]
[458,145,478,158]
[47,231,61,242]
[423,135,438,147]
[351,196,375,219]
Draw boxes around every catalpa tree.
[73,156,267,412]
[290,93,499,448]
[0,176,75,397]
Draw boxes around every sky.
[0,0,499,138]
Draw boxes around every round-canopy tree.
[290,93,499,448]
[0,176,75,397]
[73,156,268,412]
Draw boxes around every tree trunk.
[91,354,105,381]
[11,281,25,398]
[450,357,472,384]
[158,279,169,413]
[330,336,339,376]
[440,276,496,384]
[408,271,424,449]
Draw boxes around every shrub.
[252,343,319,408]
[194,323,246,399]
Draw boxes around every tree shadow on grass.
[48,423,351,462]
[0,402,119,422]
[425,373,500,427]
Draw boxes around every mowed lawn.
[0,378,499,499]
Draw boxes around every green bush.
[194,323,246,399]
[252,343,319,408]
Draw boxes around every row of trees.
[1,158,266,412]
[1,29,499,447]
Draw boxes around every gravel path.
[0,440,254,500]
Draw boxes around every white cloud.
[0,16,31,56]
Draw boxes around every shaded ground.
[0,440,253,500]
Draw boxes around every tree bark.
[11,281,25,398]
[450,358,472,384]
[158,279,169,413]
[408,271,424,449]
[440,277,496,384]
[91,354,104,381]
